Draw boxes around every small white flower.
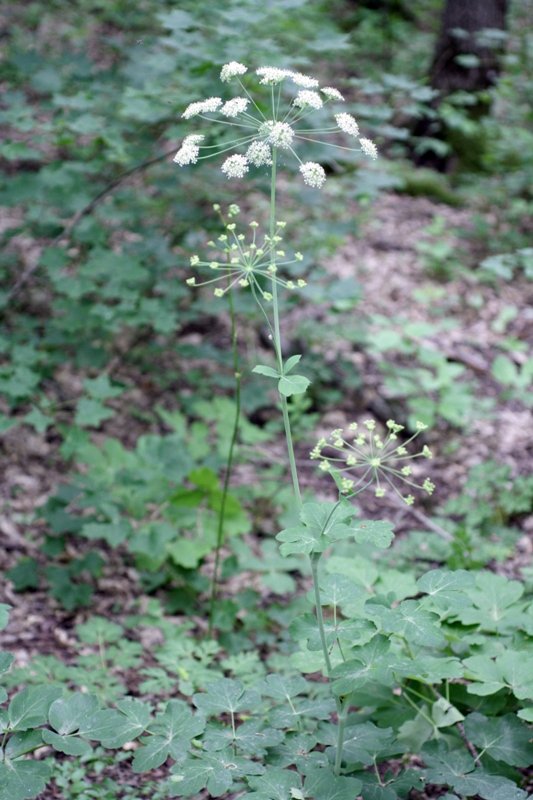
[220,61,247,82]
[221,154,249,179]
[321,86,344,102]
[246,141,272,167]
[263,121,294,149]
[182,97,222,119]
[256,66,292,85]
[360,137,378,159]
[290,72,319,89]
[300,161,326,188]
[293,90,323,110]
[173,134,204,166]
[220,97,249,117]
[335,112,359,137]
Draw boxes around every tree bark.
[414,0,509,170]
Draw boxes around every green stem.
[207,287,241,636]
[334,708,348,776]
[310,552,332,676]
[269,149,302,507]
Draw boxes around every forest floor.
[1,190,532,799]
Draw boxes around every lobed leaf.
[278,374,310,397]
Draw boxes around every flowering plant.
[174,61,436,779]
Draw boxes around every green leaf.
[417,569,474,611]
[262,674,308,702]
[291,612,375,655]
[491,355,518,385]
[368,600,446,647]
[276,501,354,555]
[463,651,533,700]
[132,700,204,772]
[42,693,98,755]
[358,769,425,799]
[422,741,528,799]
[74,397,115,427]
[517,707,533,723]
[349,519,395,549]
[278,374,310,397]
[284,354,302,373]
[193,678,259,716]
[456,572,524,630]
[42,729,92,756]
[331,636,403,695]
[431,697,464,728]
[304,767,362,800]
[48,693,99,735]
[0,652,14,676]
[464,713,533,767]
[81,520,132,547]
[4,731,43,760]
[319,721,397,766]
[81,702,150,747]
[317,574,366,613]
[8,686,62,731]
[242,766,301,800]
[76,617,123,644]
[24,407,52,434]
[252,364,279,378]
[6,558,40,591]
[401,655,462,683]
[83,375,123,400]
[203,719,283,756]
[169,750,263,797]
[0,604,10,630]
[0,761,51,800]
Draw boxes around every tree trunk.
[414,0,509,170]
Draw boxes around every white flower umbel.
[256,66,292,85]
[321,86,344,102]
[173,134,204,166]
[185,209,307,301]
[290,72,319,89]
[182,97,222,119]
[246,141,273,167]
[360,137,378,159]
[173,61,379,189]
[300,161,326,188]
[220,97,249,117]
[311,418,435,503]
[294,90,323,110]
[221,154,249,179]
[220,61,247,82]
[335,112,359,137]
[264,121,295,150]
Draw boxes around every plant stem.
[269,149,302,507]
[207,287,241,636]
[334,708,348,776]
[268,151,345,772]
[310,552,332,675]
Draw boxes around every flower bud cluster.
[311,418,435,504]
[185,208,307,301]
